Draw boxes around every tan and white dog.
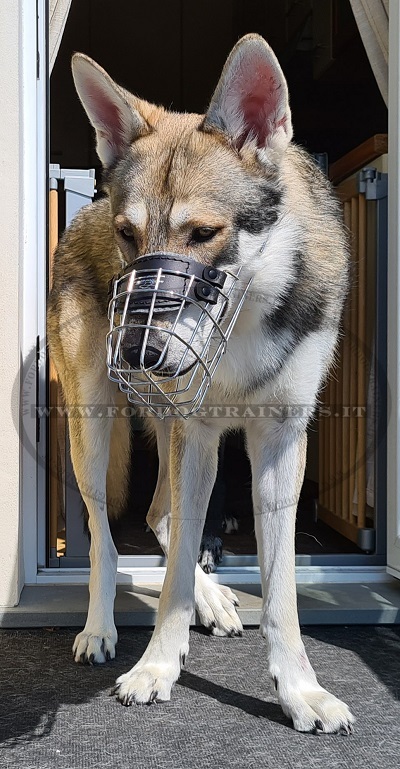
[48,34,353,733]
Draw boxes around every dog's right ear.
[71,53,150,167]
[202,34,292,160]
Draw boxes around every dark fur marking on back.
[235,184,282,234]
[265,252,326,339]
[242,252,328,395]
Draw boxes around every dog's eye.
[191,227,218,244]
[118,227,135,243]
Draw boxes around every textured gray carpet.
[0,626,399,769]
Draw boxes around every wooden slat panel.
[335,177,359,205]
[317,505,360,546]
[356,193,367,528]
[49,188,59,554]
[341,201,352,521]
[335,335,344,518]
[318,378,326,509]
[324,379,331,509]
[319,155,378,543]
[333,366,339,516]
[349,196,359,525]
[328,371,335,514]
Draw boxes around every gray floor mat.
[0,626,399,768]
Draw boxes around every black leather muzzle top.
[111,253,227,314]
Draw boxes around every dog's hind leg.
[198,440,225,574]
[106,389,131,520]
[144,419,171,556]
[146,421,242,638]
[246,418,354,734]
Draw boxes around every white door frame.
[387,0,400,578]
[20,0,48,586]
[19,1,398,587]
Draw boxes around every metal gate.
[48,165,95,566]
[318,168,388,552]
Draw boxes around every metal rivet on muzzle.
[195,283,219,303]
[202,267,226,288]
[106,252,253,418]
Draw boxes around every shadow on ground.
[303,624,400,703]
[1,625,400,769]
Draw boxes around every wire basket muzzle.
[106,252,252,418]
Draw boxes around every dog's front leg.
[114,420,220,705]
[68,382,122,664]
[246,421,354,734]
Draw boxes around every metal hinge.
[49,165,96,226]
[357,527,376,554]
[358,167,388,200]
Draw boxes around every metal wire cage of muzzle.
[106,253,253,418]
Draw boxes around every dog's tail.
[106,411,131,519]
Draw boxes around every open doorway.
[49,0,387,567]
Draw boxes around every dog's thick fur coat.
[48,34,353,733]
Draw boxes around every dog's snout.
[122,345,161,370]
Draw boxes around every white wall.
[0,2,22,606]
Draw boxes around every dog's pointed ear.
[71,53,150,167]
[202,34,292,157]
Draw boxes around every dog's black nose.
[122,345,161,370]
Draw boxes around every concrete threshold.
[1,579,400,627]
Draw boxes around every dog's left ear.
[202,34,292,158]
[71,53,150,167]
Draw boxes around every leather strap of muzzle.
[110,253,227,313]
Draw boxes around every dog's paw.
[73,627,118,664]
[198,535,223,574]
[113,652,185,705]
[195,579,243,637]
[223,515,239,534]
[277,683,354,734]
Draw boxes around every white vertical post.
[19,0,40,586]
[34,0,49,575]
[0,2,23,605]
[387,0,400,577]
[0,0,47,605]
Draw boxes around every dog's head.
[72,35,292,374]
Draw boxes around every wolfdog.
[47,34,353,733]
